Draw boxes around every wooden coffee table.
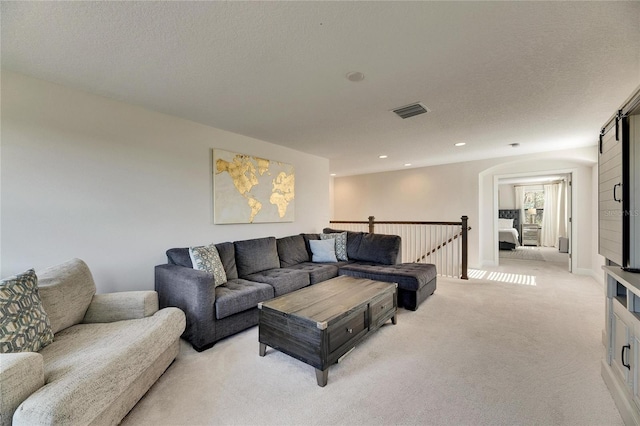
[258,275,397,387]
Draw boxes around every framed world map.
[213,149,295,224]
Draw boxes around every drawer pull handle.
[622,344,631,370]
[380,305,386,310]
[346,328,353,334]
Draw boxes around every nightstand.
[521,224,540,246]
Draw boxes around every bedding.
[498,209,521,250]
[498,218,514,229]
[499,227,520,247]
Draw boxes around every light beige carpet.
[499,246,545,261]
[122,259,622,425]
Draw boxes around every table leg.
[315,368,328,387]
[259,343,267,357]
[391,314,397,325]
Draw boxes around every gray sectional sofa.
[155,230,436,352]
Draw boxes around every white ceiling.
[2,1,639,176]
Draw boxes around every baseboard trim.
[574,268,605,285]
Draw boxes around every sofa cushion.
[354,233,401,265]
[320,232,348,261]
[17,308,185,425]
[245,269,310,296]
[310,239,338,263]
[189,244,227,287]
[37,258,96,334]
[235,237,280,277]
[215,242,238,280]
[339,263,436,291]
[0,269,54,353]
[276,235,310,267]
[214,279,274,320]
[166,248,192,268]
[283,263,339,285]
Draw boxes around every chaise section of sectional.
[338,263,436,311]
[322,227,436,311]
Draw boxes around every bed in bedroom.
[498,209,521,250]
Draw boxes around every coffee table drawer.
[328,307,367,353]
[370,291,395,328]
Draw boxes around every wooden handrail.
[415,226,472,262]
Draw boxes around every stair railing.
[329,216,470,280]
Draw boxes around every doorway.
[497,173,572,271]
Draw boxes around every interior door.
[599,124,624,265]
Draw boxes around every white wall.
[498,184,516,209]
[333,147,599,273]
[333,159,492,268]
[1,72,331,292]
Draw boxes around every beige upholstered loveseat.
[0,258,186,425]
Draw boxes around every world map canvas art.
[213,149,295,224]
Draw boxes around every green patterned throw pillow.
[0,269,54,353]
[320,232,348,261]
[189,244,227,287]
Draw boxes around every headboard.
[498,209,520,232]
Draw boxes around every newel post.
[368,216,375,234]
[461,215,469,280]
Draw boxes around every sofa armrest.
[82,291,159,323]
[0,352,44,426]
[155,264,217,350]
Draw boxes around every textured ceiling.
[2,1,639,176]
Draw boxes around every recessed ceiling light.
[346,71,365,82]
[330,173,336,176]
[404,163,412,167]
[455,142,466,147]
[379,155,388,159]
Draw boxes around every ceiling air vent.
[392,102,430,119]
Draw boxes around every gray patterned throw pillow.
[0,269,54,353]
[320,232,348,261]
[189,244,227,287]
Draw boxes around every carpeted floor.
[500,247,570,265]
[122,259,621,426]
[499,246,545,261]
